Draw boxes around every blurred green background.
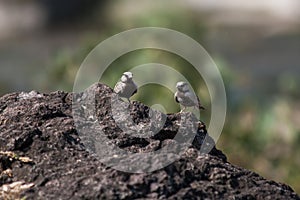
[0,0,299,193]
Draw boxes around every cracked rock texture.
[0,83,299,199]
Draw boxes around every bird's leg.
[180,106,186,113]
[127,98,131,103]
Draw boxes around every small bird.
[174,81,205,112]
[114,72,138,102]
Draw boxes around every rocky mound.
[0,83,299,199]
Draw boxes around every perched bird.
[174,81,205,112]
[114,72,138,102]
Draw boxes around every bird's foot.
[180,107,187,113]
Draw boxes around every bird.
[174,81,205,112]
[114,72,138,102]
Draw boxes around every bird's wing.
[132,88,137,95]
[185,91,205,109]
[185,91,198,105]
[132,82,138,95]
[113,81,123,94]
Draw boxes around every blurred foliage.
[219,68,300,192]
[43,1,300,194]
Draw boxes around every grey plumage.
[174,81,205,112]
[114,72,137,102]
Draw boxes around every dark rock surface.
[0,83,299,199]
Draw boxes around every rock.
[0,83,299,199]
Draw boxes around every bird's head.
[121,72,133,82]
[176,81,189,92]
